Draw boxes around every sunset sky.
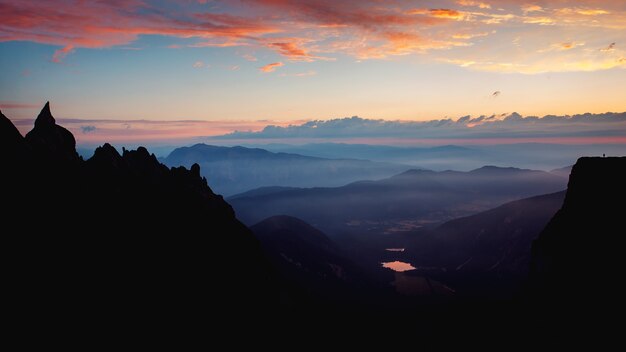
[1,0,625,145]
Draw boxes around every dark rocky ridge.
[2,103,275,326]
[531,157,626,301]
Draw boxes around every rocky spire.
[25,101,80,163]
[34,101,55,128]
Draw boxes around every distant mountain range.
[161,143,409,196]
[256,142,626,171]
[230,165,568,235]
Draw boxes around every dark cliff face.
[2,103,274,323]
[530,157,626,302]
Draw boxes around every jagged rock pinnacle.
[34,101,55,128]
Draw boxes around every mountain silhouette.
[2,103,275,326]
[524,157,626,336]
[162,143,408,195]
[531,157,626,301]
[251,215,365,302]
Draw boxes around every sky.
[1,0,625,145]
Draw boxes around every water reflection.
[381,261,415,272]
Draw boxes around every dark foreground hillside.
[2,103,275,328]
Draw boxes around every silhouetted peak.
[91,143,123,163]
[392,169,434,178]
[1,110,23,141]
[34,101,55,128]
[470,165,525,174]
[137,146,149,155]
[252,215,332,247]
[25,101,79,163]
[1,110,30,161]
[191,163,201,177]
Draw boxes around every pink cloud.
[259,62,284,73]
[0,0,278,61]
[0,101,42,109]
[52,45,74,63]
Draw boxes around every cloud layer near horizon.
[214,112,626,143]
[7,110,626,146]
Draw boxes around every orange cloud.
[522,4,543,14]
[452,32,490,39]
[407,8,467,21]
[266,41,312,61]
[428,9,466,20]
[260,62,284,73]
[457,0,491,9]
[556,8,610,16]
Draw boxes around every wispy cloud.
[80,125,97,134]
[52,45,74,63]
[242,53,257,61]
[259,62,284,73]
[457,0,490,9]
[0,101,42,109]
[280,70,317,77]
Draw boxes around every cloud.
[280,70,317,77]
[213,112,626,143]
[1,0,625,73]
[259,62,284,73]
[457,1,491,9]
[522,5,543,14]
[192,60,205,68]
[539,41,586,53]
[266,41,314,61]
[8,117,282,144]
[452,32,490,39]
[556,8,610,16]
[242,54,257,61]
[0,101,41,109]
[601,42,616,52]
[427,9,467,20]
[52,45,74,63]
[80,125,97,134]
[0,0,277,61]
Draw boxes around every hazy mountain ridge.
[256,142,626,171]
[230,165,568,235]
[162,143,410,196]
